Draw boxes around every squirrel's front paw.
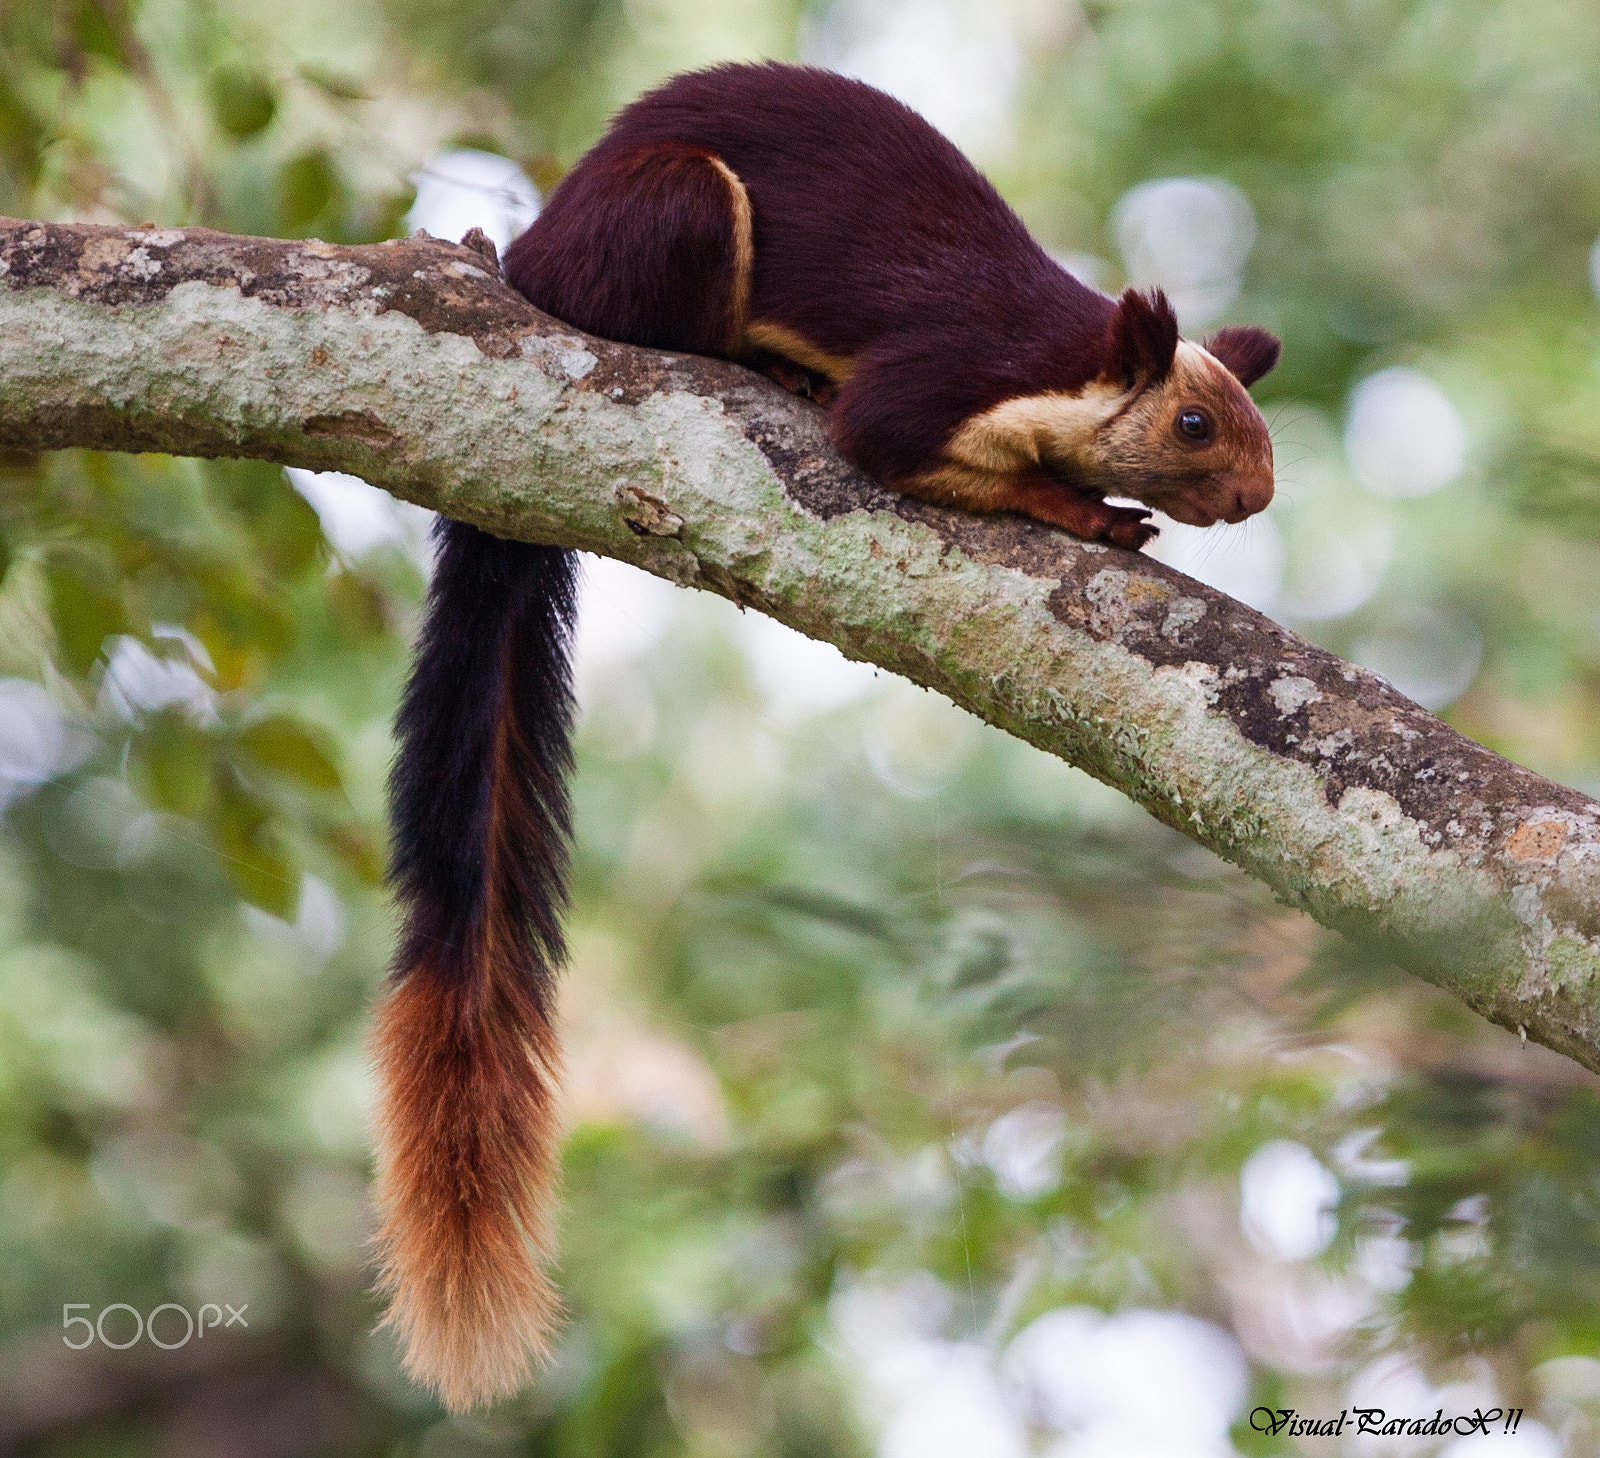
[1096,504,1158,551]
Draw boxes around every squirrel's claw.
[1101,506,1158,550]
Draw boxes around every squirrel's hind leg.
[747,349,840,405]
[504,141,751,355]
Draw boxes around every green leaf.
[46,562,128,675]
[326,569,389,639]
[0,74,44,187]
[212,776,299,918]
[209,63,279,140]
[277,150,336,233]
[321,823,384,885]
[237,715,343,792]
[139,721,215,818]
[71,0,125,65]
[184,558,295,662]
[204,460,324,577]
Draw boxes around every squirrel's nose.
[1228,475,1274,522]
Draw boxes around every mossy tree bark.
[4,216,1599,1070]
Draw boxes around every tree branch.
[3,217,1599,1070]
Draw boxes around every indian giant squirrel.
[372,60,1281,1412]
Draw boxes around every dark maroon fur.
[1106,287,1180,389]
[510,141,745,355]
[389,522,578,992]
[1204,325,1281,389]
[508,64,1128,481]
[506,64,1279,482]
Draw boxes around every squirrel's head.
[1075,288,1280,527]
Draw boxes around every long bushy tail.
[373,520,579,1413]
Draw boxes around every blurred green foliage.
[3,0,1600,1454]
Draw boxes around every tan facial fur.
[1075,341,1274,526]
[937,341,1274,528]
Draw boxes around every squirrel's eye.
[1177,409,1211,441]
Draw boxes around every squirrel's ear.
[1106,287,1179,389]
[1204,325,1281,389]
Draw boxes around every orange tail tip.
[370,963,565,1412]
